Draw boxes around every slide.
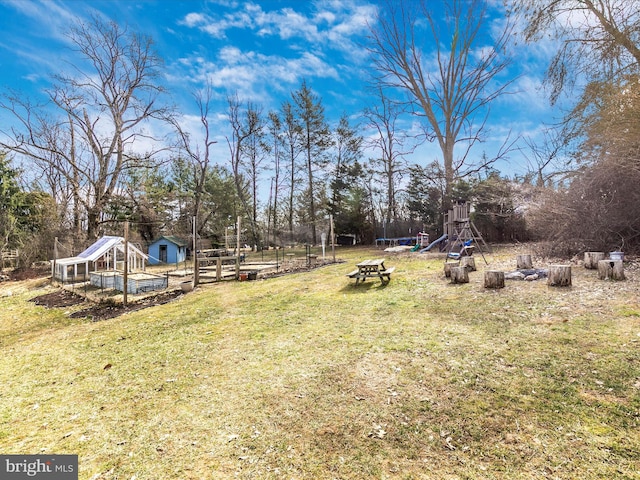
[419,234,448,253]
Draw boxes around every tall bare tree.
[266,111,283,245]
[280,101,302,241]
[173,85,218,226]
[368,0,514,208]
[242,106,267,245]
[364,88,415,233]
[172,84,219,286]
[226,94,264,247]
[0,16,170,240]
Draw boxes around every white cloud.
[180,1,376,57]
[218,46,245,64]
[181,12,207,28]
[176,49,339,104]
[314,10,336,25]
[274,8,320,41]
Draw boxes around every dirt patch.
[69,290,184,321]
[30,289,86,308]
[29,288,184,321]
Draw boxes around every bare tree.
[226,94,264,247]
[368,0,514,208]
[172,84,218,228]
[526,75,640,253]
[172,84,218,286]
[266,111,283,245]
[520,128,573,187]
[0,16,170,240]
[241,107,267,244]
[280,101,302,241]
[513,0,640,104]
[364,87,415,232]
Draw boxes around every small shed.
[147,235,188,265]
[51,236,148,283]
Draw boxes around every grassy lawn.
[1,245,639,479]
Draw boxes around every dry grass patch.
[0,245,639,479]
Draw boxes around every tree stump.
[584,252,605,269]
[547,265,571,287]
[484,270,505,289]
[444,262,458,278]
[460,256,476,272]
[450,266,469,284]
[516,254,533,269]
[597,259,625,280]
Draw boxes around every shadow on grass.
[340,280,390,293]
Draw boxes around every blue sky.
[0,0,562,185]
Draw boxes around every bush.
[526,157,640,255]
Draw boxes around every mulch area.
[29,289,184,322]
[30,289,86,308]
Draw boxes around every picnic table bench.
[347,258,395,285]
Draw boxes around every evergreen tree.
[328,114,363,228]
[292,80,333,244]
[406,162,445,234]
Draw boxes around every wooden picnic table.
[346,258,395,285]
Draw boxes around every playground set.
[378,202,489,263]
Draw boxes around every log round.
[516,254,533,269]
[584,251,605,269]
[597,259,625,281]
[460,256,476,272]
[547,265,572,287]
[443,262,458,278]
[450,266,469,284]
[484,270,505,289]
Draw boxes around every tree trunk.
[584,252,605,269]
[444,261,458,278]
[484,270,505,289]
[450,265,469,284]
[308,154,317,244]
[597,259,625,280]
[461,256,476,272]
[547,265,572,287]
[87,210,100,240]
[443,142,454,211]
[516,254,533,269]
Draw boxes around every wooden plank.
[357,258,384,267]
